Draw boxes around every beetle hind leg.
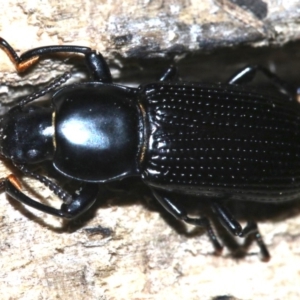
[151,188,223,254]
[240,221,270,262]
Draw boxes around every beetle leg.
[0,37,112,82]
[1,175,66,218]
[210,201,242,235]
[0,173,99,219]
[0,38,39,72]
[227,64,296,101]
[83,51,112,82]
[240,221,270,262]
[59,183,99,219]
[211,202,270,261]
[159,65,178,81]
[22,47,112,83]
[151,188,223,254]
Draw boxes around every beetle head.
[0,105,54,164]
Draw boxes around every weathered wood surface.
[1,0,300,84]
[1,1,300,299]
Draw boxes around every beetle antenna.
[16,72,72,108]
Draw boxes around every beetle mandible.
[1,38,300,261]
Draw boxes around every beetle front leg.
[151,188,223,254]
[0,175,99,219]
[22,46,112,83]
[0,37,112,82]
[211,202,270,261]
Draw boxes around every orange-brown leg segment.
[0,171,99,219]
[0,37,112,82]
[0,37,39,72]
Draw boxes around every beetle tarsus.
[240,221,271,262]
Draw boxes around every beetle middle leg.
[227,64,296,100]
[159,65,178,81]
[151,188,223,254]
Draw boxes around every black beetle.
[1,38,299,261]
